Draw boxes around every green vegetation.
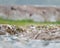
[0,17,60,26]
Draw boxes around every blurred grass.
[0,17,60,26]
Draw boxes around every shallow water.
[0,35,60,48]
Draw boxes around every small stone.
[0,32,6,35]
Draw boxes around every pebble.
[0,24,60,40]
